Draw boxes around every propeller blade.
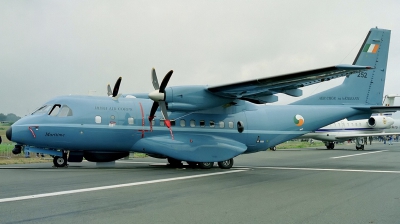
[149,102,159,120]
[107,84,112,96]
[151,68,160,90]
[159,101,169,121]
[159,70,173,93]
[112,77,122,97]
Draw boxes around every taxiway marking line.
[330,150,388,159]
[0,169,247,203]
[238,166,400,174]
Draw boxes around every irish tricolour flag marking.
[362,44,379,53]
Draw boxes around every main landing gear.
[325,142,335,149]
[168,158,234,169]
[355,137,365,150]
[53,151,68,167]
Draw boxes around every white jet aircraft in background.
[300,94,400,150]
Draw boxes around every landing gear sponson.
[168,158,234,169]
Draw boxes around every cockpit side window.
[58,105,73,117]
[49,104,61,116]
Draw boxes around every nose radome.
[6,127,12,141]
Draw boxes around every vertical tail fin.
[291,28,391,105]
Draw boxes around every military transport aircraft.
[5,27,399,169]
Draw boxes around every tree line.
[0,113,21,122]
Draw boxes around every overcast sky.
[1,0,400,117]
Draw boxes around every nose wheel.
[53,152,68,167]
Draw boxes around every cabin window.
[228,121,234,129]
[58,105,73,117]
[128,117,134,125]
[200,120,205,127]
[49,104,61,116]
[219,121,225,128]
[95,116,102,124]
[209,120,215,128]
[180,119,186,127]
[190,120,196,127]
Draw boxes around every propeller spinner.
[148,69,173,129]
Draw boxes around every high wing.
[208,64,371,104]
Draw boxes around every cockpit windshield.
[32,104,73,117]
[32,105,52,115]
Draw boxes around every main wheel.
[217,159,234,169]
[198,162,214,169]
[53,156,67,167]
[361,145,364,150]
[329,142,335,149]
[270,146,276,151]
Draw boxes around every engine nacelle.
[367,116,394,128]
[164,85,232,111]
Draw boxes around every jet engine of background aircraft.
[367,116,394,128]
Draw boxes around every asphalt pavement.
[1,142,400,224]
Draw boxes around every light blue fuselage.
[10,95,366,162]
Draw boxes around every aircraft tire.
[198,162,214,169]
[329,142,335,149]
[217,158,233,169]
[53,156,67,167]
[270,146,276,151]
[361,145,364,150]
[356,146,360,150]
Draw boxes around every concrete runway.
[1,142,400,224]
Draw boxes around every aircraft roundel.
[294,114,304,126]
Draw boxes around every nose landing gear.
[53,152,68,167]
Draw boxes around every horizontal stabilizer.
[353,106,400,113]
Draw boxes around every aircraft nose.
[6,127,12,141]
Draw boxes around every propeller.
[107,77,122,97]
[148,68,173,130]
